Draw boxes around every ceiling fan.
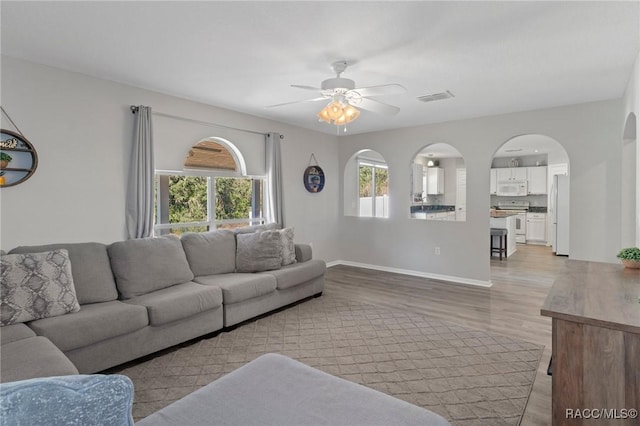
[268,61,406,127]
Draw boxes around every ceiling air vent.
[417,90,454,103]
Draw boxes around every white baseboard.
[326,260,493,288]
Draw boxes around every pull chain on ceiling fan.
[267,61,406,130]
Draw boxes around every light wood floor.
[325,244,569,426]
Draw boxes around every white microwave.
[497,180,527,196]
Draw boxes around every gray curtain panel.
[265,132,284,226]
[126,106,155,239]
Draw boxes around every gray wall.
[338,100,624,283]
[2,55,634,284]
[0,56,341,263]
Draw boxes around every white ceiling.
[2,1,639,136]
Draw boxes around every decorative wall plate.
[0,129,38,188]
[303,165,325,193]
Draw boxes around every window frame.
[154,169,266,234]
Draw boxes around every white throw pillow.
[1,249,80,326]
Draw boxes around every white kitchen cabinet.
[490,169,498,195]
[527,166,547,194]
[412,163,424,195]
[512,167,527,181]
[429,211,456,220]
[426,167,444,195]
[526,212,547,242]
[496,167,527,181]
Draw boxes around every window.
[358,159,389,218]
[155,172,264,235]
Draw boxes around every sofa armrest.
[294,244,313,263]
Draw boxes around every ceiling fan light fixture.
[317,107,332,124]
[341,104,360,123]
[327,101,344,120]
[317,101,360,126]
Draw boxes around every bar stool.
[490,228,508,260]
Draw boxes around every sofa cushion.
[123,282,222,326]
[1,250,80,326]
[0,375,134,425]
[263,259,326,290]
[108,236,194,299]
[181,230,236,276]
[27,301,148,352]
[0,323,36,345]
[9,242,118,305]
[194,273,276,304]
[236,231,282,273]
[0,337,78,383]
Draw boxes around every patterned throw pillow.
[0,249,80,326]
[279,227,297,266]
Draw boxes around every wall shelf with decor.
[1,129,39,188]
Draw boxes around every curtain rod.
[130,106,283,139]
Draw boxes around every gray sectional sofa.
[0,225,325,382]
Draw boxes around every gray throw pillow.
[279,227,297,266]
[236,231,283,272]
[0,249,81,326]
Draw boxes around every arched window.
[155,137,264,235]
[410,143,466,221]
[344,150,389,218]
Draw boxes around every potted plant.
[0,152,12,169]
[616,247,640,269]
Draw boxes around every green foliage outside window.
[215,178,252,220]
[359,165,388,197]
[168,176,207,223]
[163,176,256,234]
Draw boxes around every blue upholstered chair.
[0,374,134,426]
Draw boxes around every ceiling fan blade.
[291,84,322,91]
[266,97,328,108]
[351,84,406,98]
[356,97,400,116]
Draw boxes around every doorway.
[490,134,570,260]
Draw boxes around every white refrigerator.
[551,174,569,256]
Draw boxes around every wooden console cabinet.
[541,261,640,425]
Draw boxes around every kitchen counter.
[489,215,517,258]
[410,205,455,213]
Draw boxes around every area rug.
[111,293,543,425]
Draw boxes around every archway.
[622,113,637,247]
[410,143,466,221]
[343,149,389,218]
[490,134,570,258]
